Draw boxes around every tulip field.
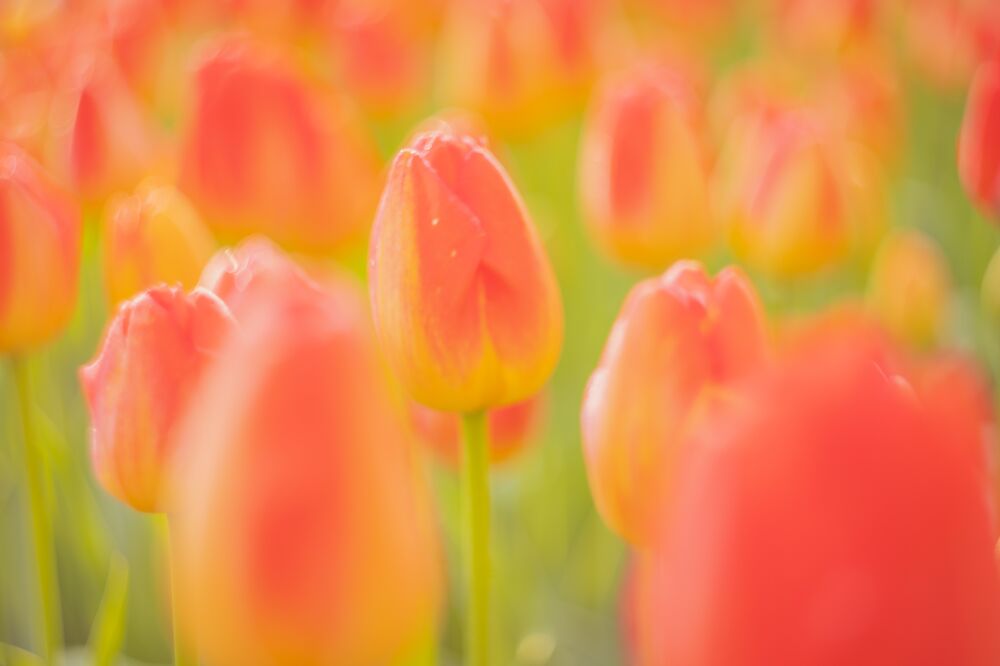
[3,1,1000,665]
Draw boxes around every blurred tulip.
[905,0,999,91]
[440,0,604,137]
[959,61,1000,217]
[768,0,881,58]
[171,268,442,666]
[579,62,715,268]
[369,125,563,413]
[79,286,236,512]
[634,321,1000,665]
[715,108,885,277]
[411,394,542,466]
[179,35,381,253]
[866,229,951,348]
[0,46,55,159]
[49,51,162,205]
[102,182,215,307]
[626,0,739,50]
[0,141,82,353]
[581,261,768,545]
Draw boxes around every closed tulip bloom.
[580,63,714,268]
[634,322,1000,666]
[715,109,882,277]
[102,182,215,307]
[959,61,1000,217]
[581,261,768,545]
[411,395,542,466]
[171,272,442,666]
[866,229,951,349]
[0,142,82,353]
[79,286,236,512]
[369,127,563,413]
[179,35,381,253]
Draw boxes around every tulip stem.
[460,411,491,666]
[162,516,197,666]
[10,356,63,664]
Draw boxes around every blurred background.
[1,0,999,663]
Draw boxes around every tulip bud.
[411,395,542,466]
[79,286,236,512]
[715,108,884,277]
[866,229,951,349]
[170,269,442,665]
[179,35,381,253]
[959,61,1000,218]
[634,322,1000,665]
[369,126,563,413]
[102,182,215,307]
[581,261,768,545]
[579,62,714,268]
[0,142,82,353]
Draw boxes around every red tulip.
[171,266,443,665]
[80,286,236,512]
[959,60,1000,217]
[581,261,768,545]
[369,125,563,413]
[634,320,1000,665]
[0,141,82,353]
[411,395,543,466]
[579,61,714,268]
[179,35,381,253]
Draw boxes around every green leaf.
[88,553,129,666]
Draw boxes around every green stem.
[11,356,63,664]
[161,515,197,666]
[460,412,491,666]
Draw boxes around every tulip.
[369,125,563,413]
[0,141,82,354]
[634,321,1000,665]
[102,182,215,307]
[80,286,235,513]
[715,108,885,277]
[905,0,986,91]
[411,395,542,466]
[439,0,603,137]
[866,229,951,349]
[170,269,442,666]
[50,51,161,205]
[579,62,715,268]
[768,0,882,58]
[959,61,1000,218]
[581,261,768,545]
[179,35,381,253]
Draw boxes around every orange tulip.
[411,394,542,466]
[369,125,563,413]
[179,35,381,253]
[768,0,882,58]
[579,62,714,268]
[904,0,998,91]
[959,60,1000,218]
[0,141,82,354]
[439,0,603,137]
[79,285,236,512]
[102,182,215,307]
[715,108,885,277]
[866,229,951,348]
[633,320,1000,665]
[170,267,442,666]
[581,261,768,545]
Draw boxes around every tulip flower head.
[171,269,442,666]
[581,261,768,545]
[369,126,563,413]
[634,321,1000,665]
[411,394,542,466]
[579,62,715,269]
[959,60,1000,218]
[179,35,381,253]
[866,229,952,349]
[0,141,82,353]
[102,182,215,307]
[80,286,236,512]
